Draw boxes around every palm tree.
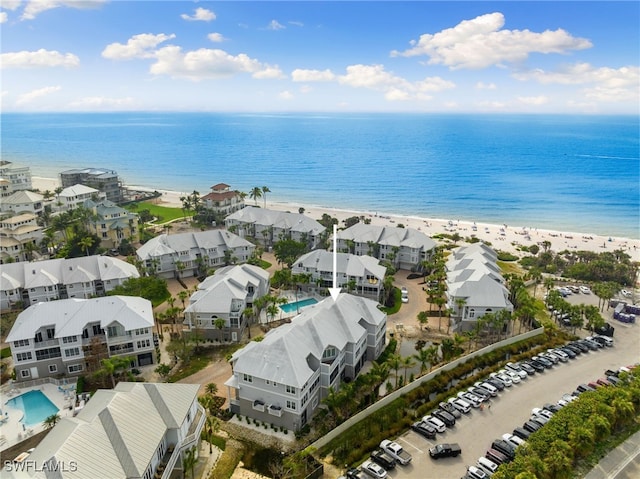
[204,415,220,453]
[205,382,218,396]
[182,446,198,479]
[401,356,415,383]
[424,345,439,371]
[177,290,189,309]
[386,354,402,388]
[79,236,93,256]
[43,413,60,430]
[261,186,270,208]
[413,348,430,374]
[417,311,429,331]
[250,187,262,206]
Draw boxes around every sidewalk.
[584,429,640,479]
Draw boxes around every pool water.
[5,390,59,426]
[280,298,318,313]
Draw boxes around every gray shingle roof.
[294,250,386,279]
[136,230,252,261]
[226,207,326,235]
[338,223,436,250]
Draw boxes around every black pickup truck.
[370,448,396,469]
[429,443,462,459]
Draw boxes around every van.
[475,381,498,396]
[477,456,500,475]
[485,448,509,465]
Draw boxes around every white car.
[458,391,483,408]
[448,397,471,414]
[502,433,526,447]
[422,414,446,433]
[532,407,554,420]
[500,369,521,384]
[361,460,387,479]
[490,372,512,387]
[579,285,591,294]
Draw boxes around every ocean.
[1,112,638,238]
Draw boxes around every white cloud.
[150,45,277,81]
[279,90,293,100]
[518,95,549,105]
[16,85,61,105]
[337,64,454,101]
[0,12,7,23]
[69,96,135,109]
[181,7,215,22]
[476,81,497,90]
[289,21,304,27]
[102,33,176,60]
[0,48,79,68]
[252,66,285,79]
[391,12,592,70]
[207,33,225,43]
[21,0,106,21]
[476,100,507,109]
[267,20,285,30]
[513,63,639,103]
[1,1,21,11]
[291,68,336,82]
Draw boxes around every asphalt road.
[375,314,639,479]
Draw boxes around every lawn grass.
[168,355,211,383]
[381,288,403,315]
[126,202,193,223]
[1,347,11,359]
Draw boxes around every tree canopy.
[107,276,170,306]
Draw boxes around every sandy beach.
[33,176,640,262]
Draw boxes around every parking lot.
[371,317,639,479]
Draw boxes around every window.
[64,347,80,358]
[230,318,239,328]
[93,324,103,335]
[286,385,296,395]
[49,364,58,373]
[35,347,61,360]
[286,400,296,411]
[62,336,77,344]
[243,373,253,383]
[68,364,83,373]
[107,326,119,338]
[34,332,43,343]
[322,347,336,360]
[14,339,29,347]
[20,369,30,378]
[136,339,150,349]
[16,352,32,362]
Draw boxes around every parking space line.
[398,435,425,454]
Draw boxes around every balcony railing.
[252,400,266,412]
[268,405,283,417]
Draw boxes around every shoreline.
[32,176,640,262]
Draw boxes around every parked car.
[569,341,590,353]
[596,377,612,387]
[562,343,582,355]
[485,377,506,391]
[525,359,545,372]
[346,469,366,479]
[579,285,591,294]
[502,433,526,447]
[370,449,396,470]
[532,407,554,420]
[474,381,498,397]
[542,403,562,414]
[583,337,603,349]
[505,361,527,376]
[468,386,491,401]
[595,335,614,347]
[466,465,487,479]
[491,439,515,460]
[558,346,577,359]
[490,371,513,387]
[439,401,462,418]
[512,427,531,440]
[485,448,509,465]
[519,362,536,375]
[477,456,500,476]
[531,355,553,368]
[361,460,388,479]
[606,375,621,386]
[523,420,543,433]
[379,440,412,465]
[459,391,483,408]
[501,369,522,384]
[422,414,447,433]
[448,397,472,414]
[595,322,615,337]
[429,443,462,459]
[576,383,596,394]
[539,352,559,365]
[411,420,437,439]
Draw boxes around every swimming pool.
[280,297,318,313]
[5,390,59,426]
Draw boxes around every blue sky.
[1,1,638,113]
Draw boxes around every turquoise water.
[6,390,59,427]
[281,298,318,313]
[2,112,638,238]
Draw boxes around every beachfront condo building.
[0,213,43,265]
[0,190,44,216]
[224,293,386,431]
[292,250,387,302]
[336,223,437,271]
[0,256,139,311]
[6,295,156,381]
[56,184,107,211]
[225,206,326,249]
[136,230,255,279]
[445,243,514,333]
[60,167,123,204]
[84,198,139,249]
[0,161,32,198]
[8,382,204,479]
[183,264,270,342]
[201,182,245,217]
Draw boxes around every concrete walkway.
[584,429,640,479]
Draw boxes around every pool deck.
[277,292,322,318]
[1,381,77,452]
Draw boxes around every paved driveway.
[369,319,639,479]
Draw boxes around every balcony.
[268,405,282,417]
